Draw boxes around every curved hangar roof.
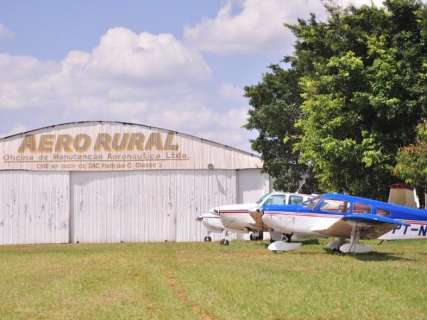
[0,121,262,171]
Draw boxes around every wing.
[311,214,406,239]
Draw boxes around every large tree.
[244,65,318,193]
[246,0,426,198]
[394,121,427,205]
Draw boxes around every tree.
[394,122,427,206]
[246,0,426,199]
[244,65,318,193]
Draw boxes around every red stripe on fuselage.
[263,211,342,218]
[220,210,249,215]
[402,220,427,225]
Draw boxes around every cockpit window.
[304,197,321,209]
[352,203,371,214]
[289,195,304,205]
[256,193,270,204]
[265,195,287,205]
[319,200,349,213]
[376,208,390,216]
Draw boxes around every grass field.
[0,239,426,320]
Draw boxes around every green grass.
[0,240,426,320]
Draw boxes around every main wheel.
[204,236,212,242]
[224,239,230,246]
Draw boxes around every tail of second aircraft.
[388,183,420,208]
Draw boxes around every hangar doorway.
[70,170,237,243]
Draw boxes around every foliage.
[244,66,317,193]
[395,122,427,198]
[246,0,426,198]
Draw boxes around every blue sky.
[0,0,384,151]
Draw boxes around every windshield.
[303,196,321,209]
[256,193,271,204]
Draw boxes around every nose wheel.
[220,239,230,246]
[219,230,230,246]
[204,236,212,242]
[250,231,264,241]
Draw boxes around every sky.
[0,0,386,151]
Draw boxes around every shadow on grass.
[323,250,415,262]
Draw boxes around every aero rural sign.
[0,125,190,171]
[0,122,261,171]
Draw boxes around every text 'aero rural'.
[17,132,180,153]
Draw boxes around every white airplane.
[213,192,312,245]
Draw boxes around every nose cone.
[211,207,220,216]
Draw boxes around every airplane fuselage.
[262,194,427,241]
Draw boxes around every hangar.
[0,121,270,245]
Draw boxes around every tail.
[388,183,420,208]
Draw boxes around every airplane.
[256,193,427,254]
[214,192,312,245]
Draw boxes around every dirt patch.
[164,271,216,320]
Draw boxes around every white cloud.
[0,27,252,151]
[0,24,14,39]
[219,83,244,101]
[183,0,385,55]
[62,28,210,82]
[0,28,211,111]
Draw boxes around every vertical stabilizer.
[388,183,420,208]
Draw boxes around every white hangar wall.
[0,121,269,245]
[0,171,70,245]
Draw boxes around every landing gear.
[284,233,293,242]
[220,230,230,246]
[204,232,213,242]
[220,239,230,246]
[339,224,372,254]
[250,231,264,241]
[267,241,302,252]
[326,238,347,252]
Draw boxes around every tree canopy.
[394,121,427,203]
[245,0,426,199]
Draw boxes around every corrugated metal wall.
[0,171,69,245]
[0,168,268,245]
[175,170,236,242]
[71,170,237,243]
[237,169,271,203]
[72,171,174,243]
